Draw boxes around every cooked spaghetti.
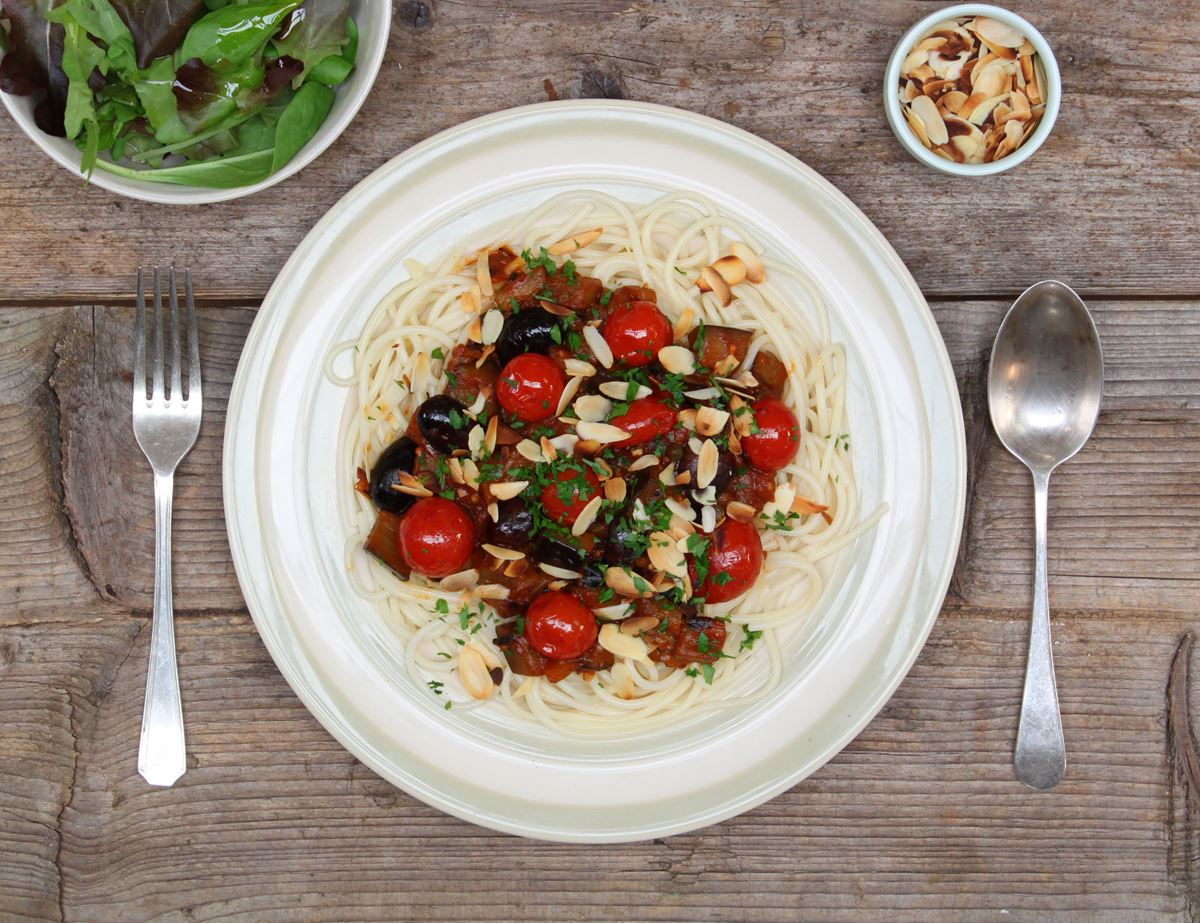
[328,190,884,736]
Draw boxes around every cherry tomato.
[540,466,601,526]
[691,518,763,603]
[602,300,671,367]
[496,353,564,423]
[397,496,476,578]
[610,396,676,446]
[525,590,598,660]
[741,398,801,471]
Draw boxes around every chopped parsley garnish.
[444,700,453,710]
[697,631,710,654]
[599,288,614,306]
[712,571,732,586]
[701,663,715,684]
[550,324,563,344]
[740,626,763,651]
[448,408,467,430]
[427,680,444,695]
[762,509,800,532]
[521,246,558,275]
[516,615,526,635]
[561,260,578,286]
[660,373,687,406]
[431,347,444,361]
[694,319,707,354]
[434,599,450,615]
[685,533,711,584]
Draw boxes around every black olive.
[535,537,584,572]
[488,500,533,547]
[680,444,734,494]
[369,437,418,514]
[495,307,559,366]
[581,563,605,588]
[416,394,470,455]
[604,518,643,566]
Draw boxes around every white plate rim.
[223,99,966,841]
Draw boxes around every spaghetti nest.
[329,190,883,737]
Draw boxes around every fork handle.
[138,470,187,787]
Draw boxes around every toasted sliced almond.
[468,424,485,457]
[515,439,544,463]
[730,241,765,284]
[647,531,688,578]
[696,439,720,489]
[903,104,931,147]
[473,344,495,369]
[700,504,717,533]
[668,514,695,540]
[571,495,603,536]
[466,315,483,343]
[466,392,487,416]
[576,421,630,444]
[487,501,499,522]
[928,49,969,81]
[605,567,655,598]
[484,415,499,455]
[503,557,529,578]
[550,433,580,458]
[672,308,694,342]
[729,395,753,437]
[459,289,480,315]
[438,569,478,592]
[659,345,696,375]
[583,324,614,369]
[394,472,434,498]
[564,358,597,377]
[539,563,584,580]
[695,406,730,438]
[573,394,613,422]
[475,584,510,601]
[969,15,1024,49]
[475,251,493,300]
[604,477,628,502]
[599,380,651,400]
[937,90,969,116]
[684,386,722,401]
[665,497,696,522]
[481,309,503,345]
[556,374,583,417]
[594,603,633,621]
[482,543,525,561]
[658,461,678,486]
[609,661,635,700]
[901,48,928,76]
[792,495,833,523]
[726,500,756,522]
[447,457,466,485]
[677,408,697,431]
[458,648,494,700]
[539,436,558,462]
[628,454,660,472]
[575,438,603,457]
[489,480,529,501]
[547,227,603,254]
[598,623,651,664]
[620,616,659,636]
[710,255,747,287]
[698,266,732,306]
[910,94,948,146]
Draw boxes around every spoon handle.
[1014,469,1067,789]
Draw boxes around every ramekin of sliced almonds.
[884,4,1060,175]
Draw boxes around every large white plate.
[224,100,965,842]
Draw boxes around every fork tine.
[168,267,182,402]
[134,267,146,404]
[185,269,201,402]
[152,267,165,400]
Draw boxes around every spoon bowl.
[988,280,1103,791]
[989,282,1104,473]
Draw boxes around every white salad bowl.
[0,0,390,204]
[883,3,1060,176]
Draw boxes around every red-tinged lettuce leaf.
[0,0,69,134]
[106,0,203,68]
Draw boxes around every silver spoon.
[987,280,1103,790]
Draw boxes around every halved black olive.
[680,444,734,494]
[488,500,533,547]
[417,394,470,455]
[535,537,584,572]
[369,437,418,514]
[581,563,605,588]
[495,307,559,366]
[604,518,644,566]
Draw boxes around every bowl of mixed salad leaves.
[0,0,388,202]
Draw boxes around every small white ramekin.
[0,0,391,204]
[883,3,1060,176]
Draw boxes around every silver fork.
[132,267,201,788]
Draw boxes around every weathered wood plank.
[0,615,141,923]
[35,608,1188,921]
[32,300,1198,614]
[0,309,107,618]
[51,306,253,615]
[0,0,1198,301]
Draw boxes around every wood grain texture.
[23,609,1187,922]
[0,0,1199,301]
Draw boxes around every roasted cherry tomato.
[525,590,598,660]
[691,518,763,603]
[540,466,601,526]
[602,300,672,367]
[397,497,475,578]
[741,398,801,471]
[610,396,676,446]
[496,353,564,423]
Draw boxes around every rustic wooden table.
[3,1,1198,920]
